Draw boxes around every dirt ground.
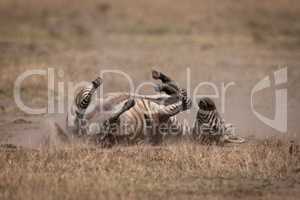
[0,0,300,199]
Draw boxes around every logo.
[251,68,287,133]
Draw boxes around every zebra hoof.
[92,77,102,89]
[152,70,161,80]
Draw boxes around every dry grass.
[0,138,300,200]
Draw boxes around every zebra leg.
[153,83,179,96]
[108,99,135,123]
[68,77,102,135]
[152,70,192,110]
[152,70,180,95]
[151,102,184,121]
[94,99,136,147]
[151,87,192,120]
[75,77,102,111]
[152,70,173,83]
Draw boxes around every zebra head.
[193,97,245,145]
[198,97,216,111]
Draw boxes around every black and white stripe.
[75,77,102,110]
[67,75,189,146]
[117,97,185,144]
[192,97,226,144]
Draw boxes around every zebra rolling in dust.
[53,70,244,147]
[54,70,192,147]
[0,70,244,150]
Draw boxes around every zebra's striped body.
[117,98,184,144]
[63,71,243,147]
[66,74,189,146]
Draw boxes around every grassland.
[1,139,300,200]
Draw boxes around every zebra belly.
[116,99,162,143]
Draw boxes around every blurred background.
[0,0,299,138]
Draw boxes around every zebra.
[54,70,243,147]
[192,97,245,145]
[57,70,192,147]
